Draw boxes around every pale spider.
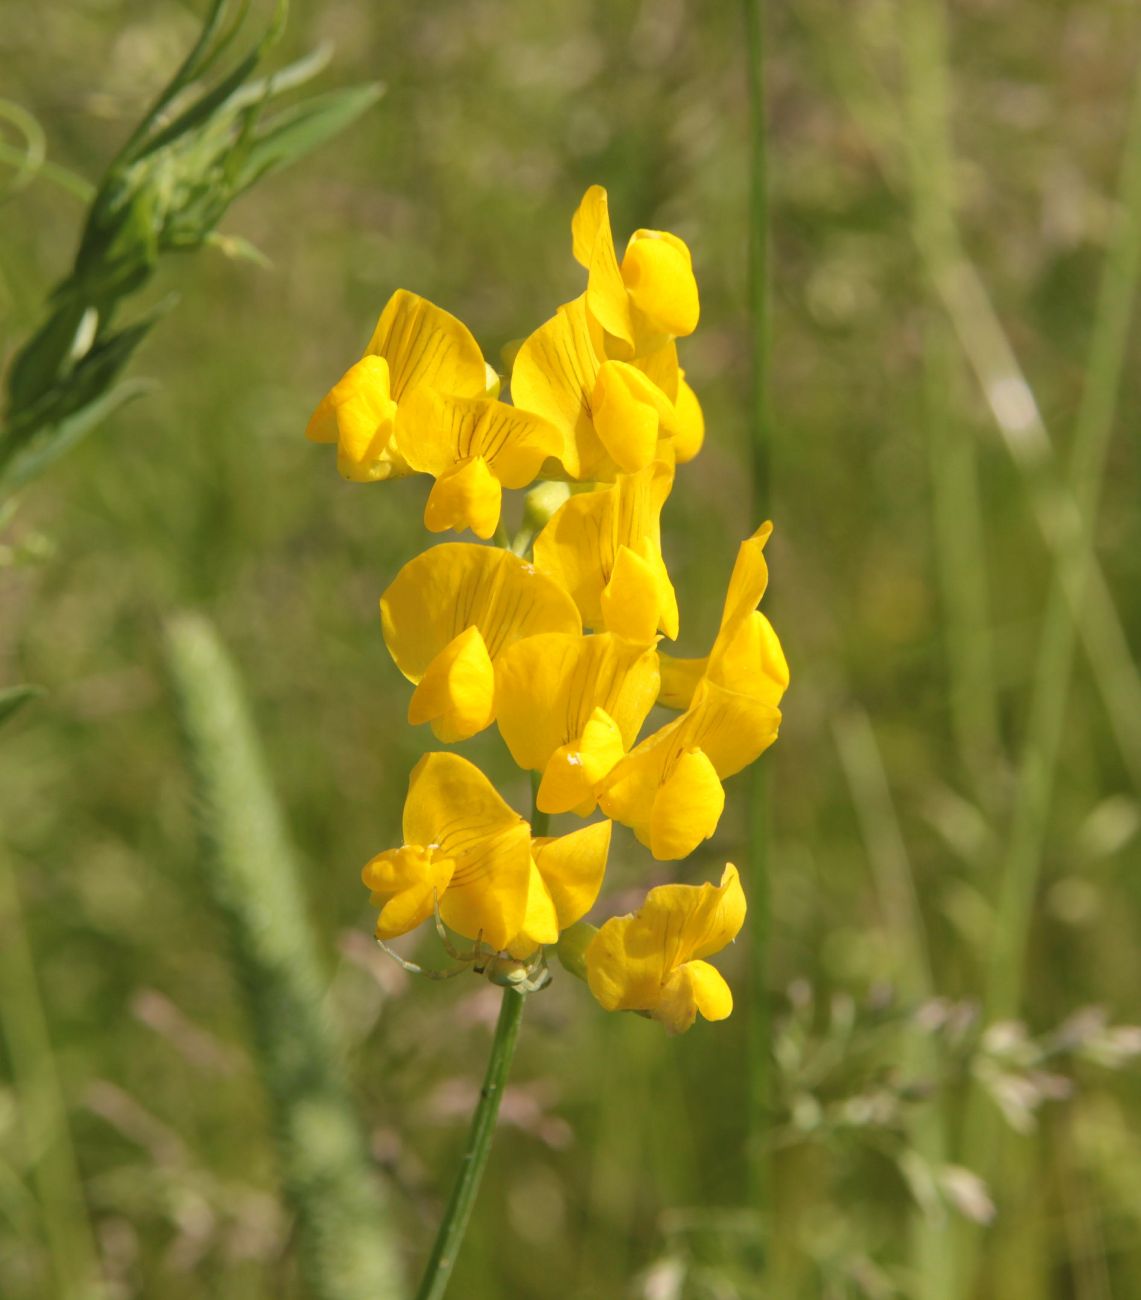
[376,899,552,994]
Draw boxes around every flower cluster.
[308,186,788,1033]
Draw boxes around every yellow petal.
[713,612,789,704]
[306,355,405,483]
[591,360,675,473]
[719,522,773,632]
[364,289,487,403]
[495,633,660,776]
[686,679,782,779]
[381,544,581,682]
[621,230,700,339]
[403,752,522,849]
[668,374,705,463]
[571,186,634,350]
[532,819,612,930]
[649,747,725,861]
[601,545,671,644]
[423,457,503,539]
[511,296,607,480]
[504,861,560,959]
[408,625,496,742]
[361,845,455,940]
[654,960,733,1033]
[536,707,627,816]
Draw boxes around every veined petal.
[585,912,670,1013]
[306,355,405,483]
[381,544,581,684]
[591,360,675,473]
[402,751,522,849]
[361,845,455,941]
[621,229,700,339]
[649,747,725,861]
[532,820,612,930]
[439,821,533,952]
[686,679,782,779]
[364,289,487,403]
[495,633,660,775]
[423,457,503,539]
[511,296,607,480]
[408,626,496,742]
[398,389,562,489]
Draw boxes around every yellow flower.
[599,678,781,861]
[571,184,700,355]
[380,543,581,742]
[361,752,611,954]
[533,460,679,643]
[586,864,745,1034]
[658,521,789,709]
[494,632,661,816]
[396,389,564,538]
[511,295,703,480]
[306,290,489,483]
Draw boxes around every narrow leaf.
[0,685,45,730]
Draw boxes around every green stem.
[414,987,526,1300]
[742,0,772,1222]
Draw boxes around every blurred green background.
[2,0,1140,1296]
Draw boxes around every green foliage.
[164,614,404,1300]
[0,685,43,731]
[0,0,382,500]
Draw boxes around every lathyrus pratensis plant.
[308,185,790,1297]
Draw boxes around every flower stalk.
[414,987,526,1300]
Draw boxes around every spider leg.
[375,938,469,981]
[432,895,482,963]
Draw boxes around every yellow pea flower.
[586,864,745,1034]
[380,543,581,742]
[533,460,679,644]
[396,389,564,539]
[361,752,612,955]
[599,678,781,861]
[511,295,701,480]
[658,521,790,710]
[306,289,489,483]
[571,184,700,356]
[494,632,660,817]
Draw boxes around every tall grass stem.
[0,848,102,1300]
[742,0,774,1220]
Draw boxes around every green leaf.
[0,685,44,731]
[234,83,383,191]
[0,377,154,499]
